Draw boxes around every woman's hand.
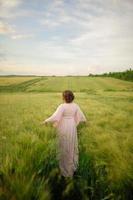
[41,120,48,126]
[53,121,58,127]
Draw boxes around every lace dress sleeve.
[44,104,64,124]
[75,104,87,126]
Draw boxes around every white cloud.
[0,20,34,40]
[0,0,22,18]
[0,0,21,8]
[0,21,13,34]
[0,0,133,75]
[11,33,34,40]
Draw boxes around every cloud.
[0,21,14,34]
[39,1,72,28]
[0,0,22,18]
[0,51,6,61]
[0,20,34,40]
[0,0,133,75]
[11,33,34,40]
[0,45,8,63]
[0,0,21,8]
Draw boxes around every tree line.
[88,68,133,82]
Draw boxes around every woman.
[42,90,87,177]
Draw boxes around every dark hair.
[62,90,75,103]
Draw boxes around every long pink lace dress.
[44,102,87,177]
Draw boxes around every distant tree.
[88,68,133,82]
[88,73,94,77]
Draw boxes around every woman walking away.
[42,90,87,178]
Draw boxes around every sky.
[0,0,133,76]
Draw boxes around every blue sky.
[0,0,133,75]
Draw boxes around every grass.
[0,76,133,200]
[0,76,132,93]
[0,76,37,86]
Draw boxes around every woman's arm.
[42,104,64,125]
[75,104,87,126]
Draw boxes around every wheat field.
[0,76,133,200]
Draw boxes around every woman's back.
[61,102,78,118]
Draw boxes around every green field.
[0,76,133,200]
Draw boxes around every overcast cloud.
[0,0,133,75]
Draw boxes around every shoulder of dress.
[58,103,65,108]
[58,103,63,106]
[73,102,79,107]
[74,103,81,111]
